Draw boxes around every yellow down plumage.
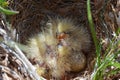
[24,17,91,79]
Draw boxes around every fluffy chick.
[25,18,91,79]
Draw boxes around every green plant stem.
[0,6,19,15]
[87,0,101,64]
[87,0,102,79]
[87,0,98,53]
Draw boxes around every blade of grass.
[87,0,100,56]
[0,6,19,15]
[87,0,97,49]
[110,62,120,69]
[87,0,101,69]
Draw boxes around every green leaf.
[0,6,19,15]
[110,62,120,69]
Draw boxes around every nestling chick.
[25,17,91,79]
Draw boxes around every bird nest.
[0,0,119,80]
[0,13,46,80]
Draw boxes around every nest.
[0,0,119,80]
[0,14,46,80]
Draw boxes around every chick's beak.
[57,33,69,46]
[57,33,67,41]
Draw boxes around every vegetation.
[0,0,18,15]
[87,0,120,80]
